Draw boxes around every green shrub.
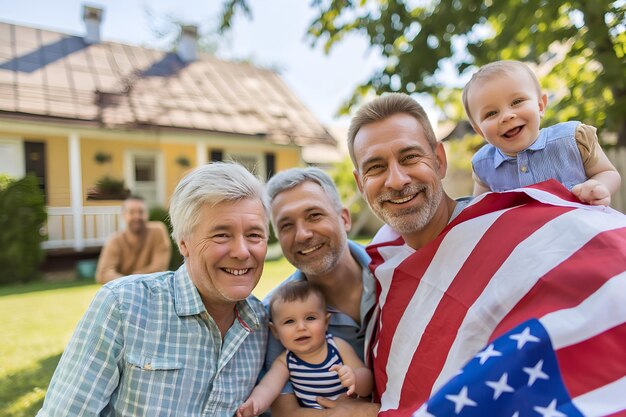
[0,173,15,191]
[0,175,47,284]
[149,206,184,271]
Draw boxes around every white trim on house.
[69,132,84,251]
[0,137,25,178]
[196,142,207,166]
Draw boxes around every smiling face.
[271,181,350,278]
[270,292,330,359]
[352,113,447,241]
[466,67,547,156]
[178,198,268,308]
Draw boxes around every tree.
[220,0,626,147]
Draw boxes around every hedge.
[0,175,47,284]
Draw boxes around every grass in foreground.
[0,256,295,417]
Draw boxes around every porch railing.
[43,206,123,250]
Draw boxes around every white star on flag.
[533,399,567,417]
[475,343,502,365]
[485,372,515,400]
[509,326,540,349]
[445,386,477,414]
[523,359,549,386]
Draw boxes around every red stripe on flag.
[525,179,583,203]
[393,202,571,410]
[558,322,626,398]
[372,231,447,400]
[491,227,626,341]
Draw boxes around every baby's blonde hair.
[462,60,542,127]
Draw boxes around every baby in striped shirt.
[237,280,373,416]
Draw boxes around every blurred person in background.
[95,195,171,283]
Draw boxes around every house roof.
[0,21,335,146]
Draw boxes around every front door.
[126,152,162,207]
[24,141,47,202]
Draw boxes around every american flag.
[365,180,626,417]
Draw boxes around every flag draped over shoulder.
[365,180,626,417]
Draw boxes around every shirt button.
[520,165,528,173]
[144,363,152,370]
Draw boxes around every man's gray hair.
[169,161,269,242]
[266,167,343,215]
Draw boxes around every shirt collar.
[235,297,262,331]
[173,263,262,331]
[493,132,546,168]
[173,263,206,317]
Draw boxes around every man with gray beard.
[263,167,379,417]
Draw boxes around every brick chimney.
[83,5,104,44]
[177,25,198,63]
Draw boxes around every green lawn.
[0,257,296,417]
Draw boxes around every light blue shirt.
[37,264,268,417]
[472,121,587,192]
[263,240,376,395]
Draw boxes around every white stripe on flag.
[499,186,621,215]
[572,375,626,417]
[380,208,506,411]
[432,207,623,394]
[540,271,626,349]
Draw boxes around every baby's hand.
[330,364,356,396]
[572,180,611,206]
[236,398,260,417]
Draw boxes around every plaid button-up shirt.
[37,264,268,417]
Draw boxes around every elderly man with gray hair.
[38,162,270,417]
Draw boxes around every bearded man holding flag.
[344,93,626,417]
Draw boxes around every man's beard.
[295,232,347,278]
[368,183,442,235]
[128,220,147,235]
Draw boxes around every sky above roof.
[0,0,399,128]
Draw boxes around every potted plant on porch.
[87,176,130,200]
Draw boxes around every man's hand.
[316,395,380,417]
[329,364,356,395]
[572,179,611,206]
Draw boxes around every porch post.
[69,132,84,251]
[196,142,207,166]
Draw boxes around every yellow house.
[0,6,335,252]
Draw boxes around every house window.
[265,152,276,180]
[209,149,223,162]
[134,156,156,182]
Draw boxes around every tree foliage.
[221,0,626,146]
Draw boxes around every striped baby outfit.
[286,333,348,408]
